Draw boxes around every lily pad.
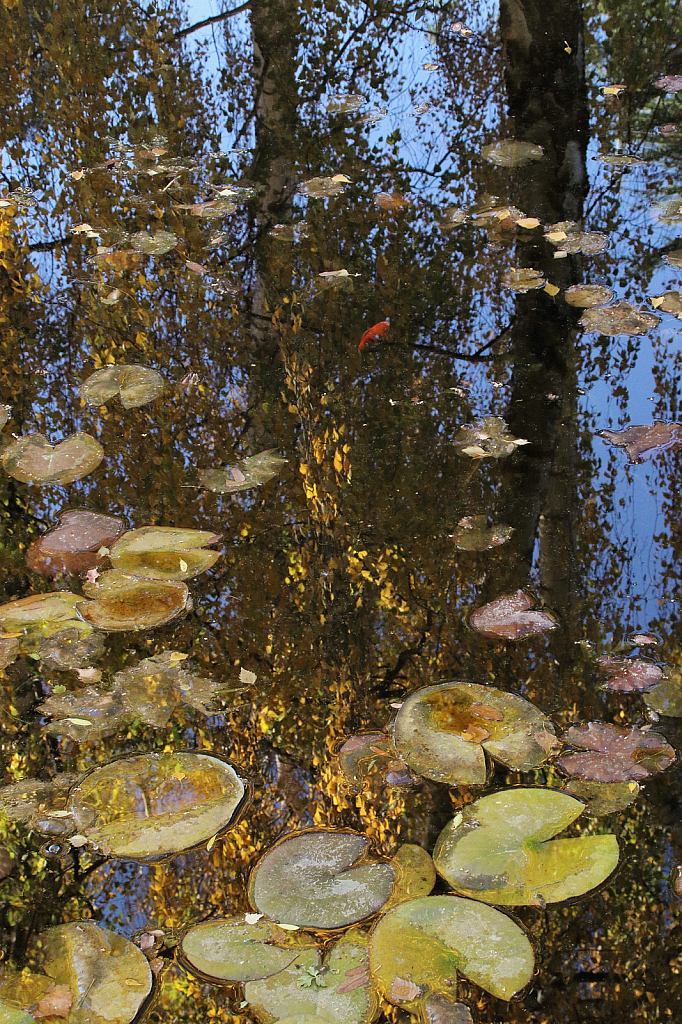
[0,773,81,827]
[596,654,663,692]
[37,628,105,669]
[453,516,513,551]
[598,422,682,463]
[558,722,676,782]
[245,931,375,1024]
[298,176,351,198]
[78,570,189,630]
[67,751,246,859]
[423,996,473,1024]
[655,75,682,91]
[663,250,682,268]
[2,433,104,485]
[129,230,177,254]
[0,592,92,646]
[453,417,529,459]
[337,734,410,791]
[501,268,545,292]
[327,94,365,113]
[552,232,610,256]
[564,779,640,816]
[597,154,643,167]
[386,844,436,905]
[30,921,152,1024]
[643,674,682,717]
[392,681,560,786]
[26,510,124,576]
[651,290,682,316]
[580,301,661,335]
[80,365,166,409]
[369,895,534,1003]
[481,140,544,167]
[469,590,557,639]
[180,918,301,982]
[564,285,614,308]
[249,830,395,929]
[109,527,221,580]
[432,788,619,906]
[198,450,287,494]
[39,688,127,741]
[111,650,223,725]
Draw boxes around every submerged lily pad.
[392,681,560,786]
[596,654,663,692]
[0,592,92,646]
[482,140,544,167]
[597,154,643,167]
[564,778,640,816]
[580,301,660,335]
[453,516,513,551]
[501,268,545,292]
[38,628,105,669]
[298,176,351,198]
[433,788,619,906]
[80,365,166,409]
[39,688,127,741]
[26,510,124,576]
[469,590,557,639]
[387,844,436,905]
[453,417,529,459]
[2,434,104,485]
[249,830,395,929]
[111,650,223,726]
[198,450,287,494]
[552,232,609,256]
[337,733,411,791]
[598,422,682,463]
[78,570,189,630]
[67,751,246,858]
[109,527,221,580]
[558,722,676,782]
[423,996,473,1024]
[663,250,682,268]
[655,75,682,92]
[180,918,300,982]
[129,230,177,255]
[369,895,534,1003]
[564,285,614,308]
[644,673,682,717]
[0,773,81,827]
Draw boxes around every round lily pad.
[198,450,287,494]
[432,788,619,906]
[180,919,300,982]
[249,830,395,929]
[298,176,350,198]
[81,365,167,409]
[453,516,513,551]
[1,433,104,484]
[0,592,92,646]
[369,895,534,1003]
[387,844,436,905]
[644,675,682,716]
[67,751,247,859]
[78,570,189,630]
[481,140,544,167]
[129,230,177,254]
[501,268,545,292]
[564,285,614,308]
[109,527,221,580]
[392,682,560,786]
[26,510,124,576]
[564,779,640,816]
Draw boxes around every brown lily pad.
[109,526,221,580]
[78,570,189,630]
[1,433,104,485]
[501,268,545,292]
[558,722,676,782]
[596,654,663,692]
[453,417,529,459]
[580,301,661,336]
[469,590,557,640]
[26,510,124,576]
[650,291,682,316]
[598,422,682,463]
[655,75,682,92]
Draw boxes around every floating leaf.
[199,450,287,494]
[596,654,663,692]
[129,230,177,254]
[37,629,105,670]
[597,422,682,463]
[564,285,614,308]
[423,996,473,1024]
[433,788,619,906]
[653,200,682,225]
[469,590,557,640]
[369,895,534,1003]
[327,94,365,113]
[481,140,544,167]
[374,193,411,211]
[454,516,513,551]
[597,154,643,167]
[644,674,682,717]
[580,300,660,335]
[78,570,189,630]
[392,681,560,786]
[180,918,300,982]
[650,291,682,316]
[564,779,640,816]
[249,830,395,929]
[386,844,436,905]
[109,527,221,580]
[2,434,104,485]
[298,176,351,198]
[81,365,166,409]
[0,773,81,827]
[655,75,682,92]
[39,688,126,741]
[501,268,545,292]
[111,650,224,726]
[67,751,246,859]
[453,417,529,459]
[26,510,124,576]
[337,733,409,791]
[558,722,676,782]
[0,592,92,647]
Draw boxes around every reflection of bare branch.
[173,1,250,39]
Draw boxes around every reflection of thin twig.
[173,1,250,39]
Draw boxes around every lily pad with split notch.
[249,830,395,929]
[180,918,301,982]
[2,433,104,485]
[501,268,545,292]
[26,510,124,576]
[469,590,557,640]
[109,526,221,580]
[564,779,640,816]
[80,365,166,409]
[67,751,247,859]
[78,570,189,630]
[558,722,676,782]
[596,654,663,692]
[0,592,93,647]
[392,681,560,786]
[644,673,682,717]
[199,450,287,494]
[369,895,534,1003]
[432,788,619,906]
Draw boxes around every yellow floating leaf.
[650,295,665,308]
[546,230,567,242]
[604,84,626,95]
[516,217,541,229]
[544,283,560,297]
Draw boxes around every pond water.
[0,0,681,1021]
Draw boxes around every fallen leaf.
[655,75,682,92]
[604,84,626,94]
[598,422,682,463]
[454,417,529,459]
[240,667,257,685]
[31,984,73,1019]
[391,977,423,1002]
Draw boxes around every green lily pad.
[198,450,287,494]
[453,516,513,551]
[481,140,544,167]
[368,895,534,1003]
[180,919,301,982]
[249,830,395,929]
[30,921,152,1024]
[109,526,221,580]
[432,788,619,906]
[564,285,614,308]
[80,365,167,409]
[644,674,682,716]
[0,592,92,647]
[26,510,124,576]
[67,751,247,859]
[78,570,189,630]
[392,682,560,786]
[245,930,376,1024]
[298,176,351,198]
[564,779,640,816]
[129,230,177,254]
[386,844,436,905]
[501,268,545,292]
[453,417,529,459]
[1,433,104,484]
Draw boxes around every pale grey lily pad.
[81,365,166,409]
[453,417,529,459]
[31,921,152,1024]
[198,449,287,494]
[423,995,473,1024]
[78,570,190,630]
[654,199,682,225]
[298,176,351,199]
[67,751,246,859]
[38,629,106,670]
[564,285,614,308]
[245,930,376,1024]
[481,140,544,167]
[369,895,534,1003]
[129,230,177,254]
[453,516,513,551]
[433,788,619,906]
[180,918,300,982]
[110,526,221,580]
[501,268,545,292]
[393,681,560,786]
[249,830,395,929]
[580,301,660,335]
[111,650,224,726]
[564,778,640,816]
[644,673,682,717]
[327,94,365,113]
[40,688,128,741]
[469,590,557,639]
[596,154,643,167]
[1,433,104,484]
[554,232,609,255]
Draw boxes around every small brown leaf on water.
[471,702,505,721]
[598,422,682,463]
[337,966,370,993]
[32,984,73,1019]
[390,976,423,1002]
